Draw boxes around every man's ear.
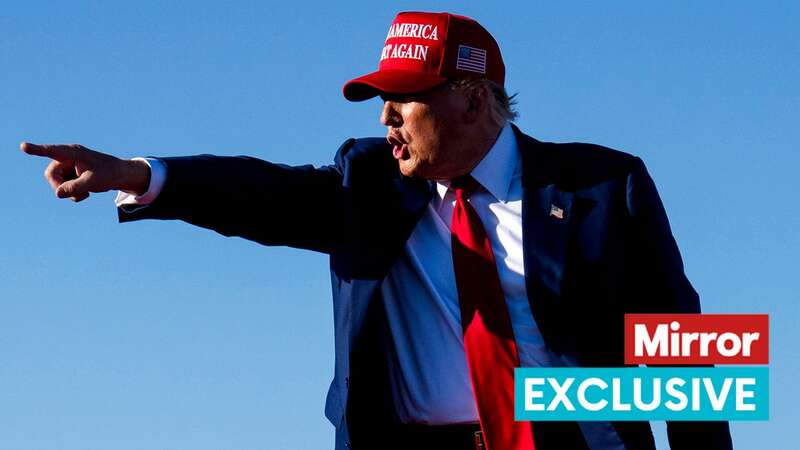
[463,85,488,124]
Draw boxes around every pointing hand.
[21,142,150,202]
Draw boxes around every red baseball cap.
[343,11,505,102]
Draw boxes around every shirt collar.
[435,123,519,202]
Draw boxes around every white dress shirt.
[380,124,579,425]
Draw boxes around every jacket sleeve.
[117,140,355,254]
[626,158,733,449]
[626,157,700,314]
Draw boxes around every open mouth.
[392,144,410,160]
[387,133,411,161]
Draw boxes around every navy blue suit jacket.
[119,125,732,450]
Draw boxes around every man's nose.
[380,101,402,127]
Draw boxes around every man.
[23,11,731,450]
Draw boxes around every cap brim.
[343,70,448,102]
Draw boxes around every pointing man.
[23,11,731,450]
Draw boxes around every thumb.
[56,172,92,199]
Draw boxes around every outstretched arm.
[117,154,346,253]
[22,141,351,254]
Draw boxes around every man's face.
[381,84,469,180]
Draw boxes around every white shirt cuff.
[114,157,167,207]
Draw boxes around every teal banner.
[514,367,768,421]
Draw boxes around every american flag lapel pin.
[549,204,565,220]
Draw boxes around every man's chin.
[398,160,419,178]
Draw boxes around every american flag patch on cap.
[456,45,487,74]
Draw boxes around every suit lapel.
[517,126,574,298]
[523,184,574,296]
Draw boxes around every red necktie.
[450,175,536,450]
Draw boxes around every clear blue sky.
[3,1,798,449]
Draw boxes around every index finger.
[20,142,75,162]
